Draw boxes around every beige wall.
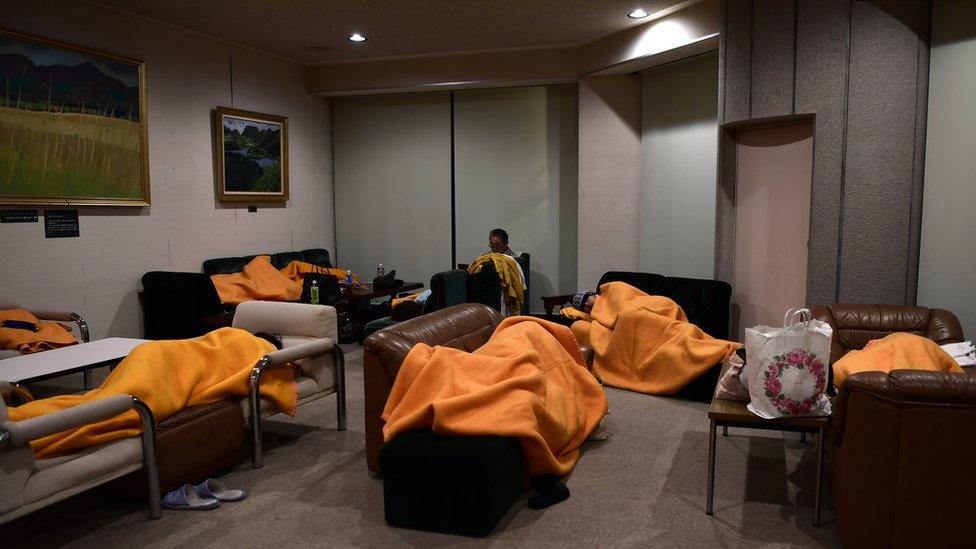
[1,1,334,339]
[577,76,642,289]
[918,0,976,338]
[640,52,719,279]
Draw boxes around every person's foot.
[528,476,570,509]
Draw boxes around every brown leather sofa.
[363,303,502,472]
[812,304,972,547]
[809,303,964,364]
[829,370,976,548]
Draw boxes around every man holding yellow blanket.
[561,282,739,396]
[8,328,295,458]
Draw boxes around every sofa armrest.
[542,294,574,315]
[928,308,965,344]
[2,394,135,446]
[264,338,335,367]
[830,370,976,443]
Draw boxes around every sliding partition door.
[454,85,579,300]
[332,93,453,285]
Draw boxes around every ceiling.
[90,0,689,64]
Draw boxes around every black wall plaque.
[44,210,80,238]
[0,209,38,223]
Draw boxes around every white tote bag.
[743,308,833,419]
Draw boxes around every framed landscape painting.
[212,107,288,203]
[0,28,149,206]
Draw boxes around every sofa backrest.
[202,248,332,276]
[810,304,964,364]
[422,270,467,315]
[362,303,501,472]
[595,272,730,340]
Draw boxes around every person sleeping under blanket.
[0,308,78,354]
[560,281,740,396]
[210,255,358,306]
[7,327,295,459]
[382,316,607,507]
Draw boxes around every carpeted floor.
[6,345,840,547]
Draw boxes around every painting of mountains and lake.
[0,29,149,205]
[213,107,288,202]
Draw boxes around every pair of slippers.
[161,479,247,511]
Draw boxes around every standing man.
[489,228,517,257]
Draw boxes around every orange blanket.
[8,327,296,458]
[210,255,302,305]
[832,332,963,388]
[382,316,607,477]
[279,260,357,285]
[561,281,739,395]
[0,309,78,353]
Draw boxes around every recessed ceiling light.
[348,33,366,43]
[628,8,649,19]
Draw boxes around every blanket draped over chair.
[832,332,963,388]
[0,309,78,353]
[8,327,296,458]
[382,316,607,477]
[562,281,739,395]
[210,256,356,305]
[466,253,525,314]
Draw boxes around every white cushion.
[25,437,142,504]
[232,301,337,341]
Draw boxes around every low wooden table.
[2,337,149,390]
[706,366,828,526]
[342,282,424,303]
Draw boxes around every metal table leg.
[814,426,825,526]
[707,419,717,515]
[83,369,93,390]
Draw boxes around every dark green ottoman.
[380,431,524,537]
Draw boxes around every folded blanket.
[0,309,78,353]
[467,252,525,314]
[279,260,357,285]
[210,255,302,305]
[382,316,607,477]
[8,327,296,458]
[833,332,963,388]
[561,281,739,395]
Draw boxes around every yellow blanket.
[561,281,739,395]
[279,260,358,285]
[832,332,963,388]
[211,255,302,305]
[382,316,607,477]
[467,252,524,313]
[0,309,78,353]
[8,327,296,458]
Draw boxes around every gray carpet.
[7,345,839,547]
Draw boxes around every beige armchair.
[0,381,160,524]
[231,301,346,468]
[0,287,91,384]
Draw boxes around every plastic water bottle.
[345,270,353,285]
[377,264,385,277]
[310,279,320,304]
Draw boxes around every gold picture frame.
[212,106,288,203]
[0,27,150,206]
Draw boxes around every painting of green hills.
[0,29,148,205]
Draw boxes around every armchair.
[231,301,346,468]
[828,370,976,548]
[0,287,90,360]
[0,381,160,524]
[363,269,467,338]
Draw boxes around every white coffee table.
[0,338,149,389]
